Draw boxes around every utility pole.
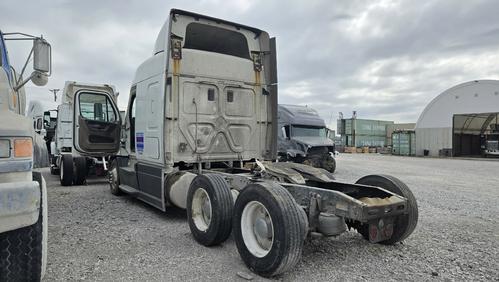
[49,88,60,102]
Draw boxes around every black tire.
[186,174,233,246]
[233,182,306,277]
[0,185,45,281]
[355,174,418,245]
[303,154,336,173]
[73,157,87,185]
[108,159,122,196]
[321,155,336,173]
[60,154,73,186]
[50,165,59,175]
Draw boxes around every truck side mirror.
[33,38,51,73]
[31,71,48,86]
[94,103,103,120]
[282,125,290,140]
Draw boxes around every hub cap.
[191,188,212,231]
[241,201,274,258]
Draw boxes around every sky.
[2,0,499,130]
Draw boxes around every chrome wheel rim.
[191,188,212,231]
[241,201,274,257]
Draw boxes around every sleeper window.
[184,23,251,59]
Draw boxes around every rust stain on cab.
[254,70,261,92]
[173,59,180,75]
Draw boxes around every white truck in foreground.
[0,30,51,281]
[49,81,120,186]
[71,10,418,277]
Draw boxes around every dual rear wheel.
[187,175,307,277]
[59,155,87,186]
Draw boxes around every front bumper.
[0,180,40,233]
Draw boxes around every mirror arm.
[16,47,34,86]
[13,72,36,91]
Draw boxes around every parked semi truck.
[27,100,57,164]
[277,104,337,173]
[0,30,51,281]
[67,10,418,277]
[49,81,120,186]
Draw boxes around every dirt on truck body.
[0,30,51,281]
[66,9,419,277]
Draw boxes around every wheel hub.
[191,188,212,231]
[201,197,212,223]
[241,201,274,258]
[253,216,272,250]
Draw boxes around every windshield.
[292,125,326,137]
[0,32,13,82]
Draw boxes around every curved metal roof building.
[415,80,499,157]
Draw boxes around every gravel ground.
[42,154,499,281]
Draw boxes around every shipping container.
[392,130,416,156]
[386,123,416,146]
[342,134,387,147]
[343,119,394,136]
[338,118,395,147]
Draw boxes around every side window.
[281,125,290,139]
[36,118,43,130]
[79,93,116,122]
[131,96,136,120]
[43,113,51,128]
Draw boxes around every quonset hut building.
[415,80,499,157]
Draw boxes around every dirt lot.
[42,154,499,281]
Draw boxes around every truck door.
[73,90,121,154]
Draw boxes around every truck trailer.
[68,9,418,277]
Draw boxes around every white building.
[415,80,499,157]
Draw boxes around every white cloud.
[2,0,499,128]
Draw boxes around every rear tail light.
[14,138,33,158]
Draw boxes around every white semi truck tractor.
[0,30,51,281]
[73,9,418,277]
[49,81,120,186]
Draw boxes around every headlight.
[14,138,33,158]
[0,140,10,158]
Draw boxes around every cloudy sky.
[2,0,499,129]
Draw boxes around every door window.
[79,92,116,122]
[129,94,136,152]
